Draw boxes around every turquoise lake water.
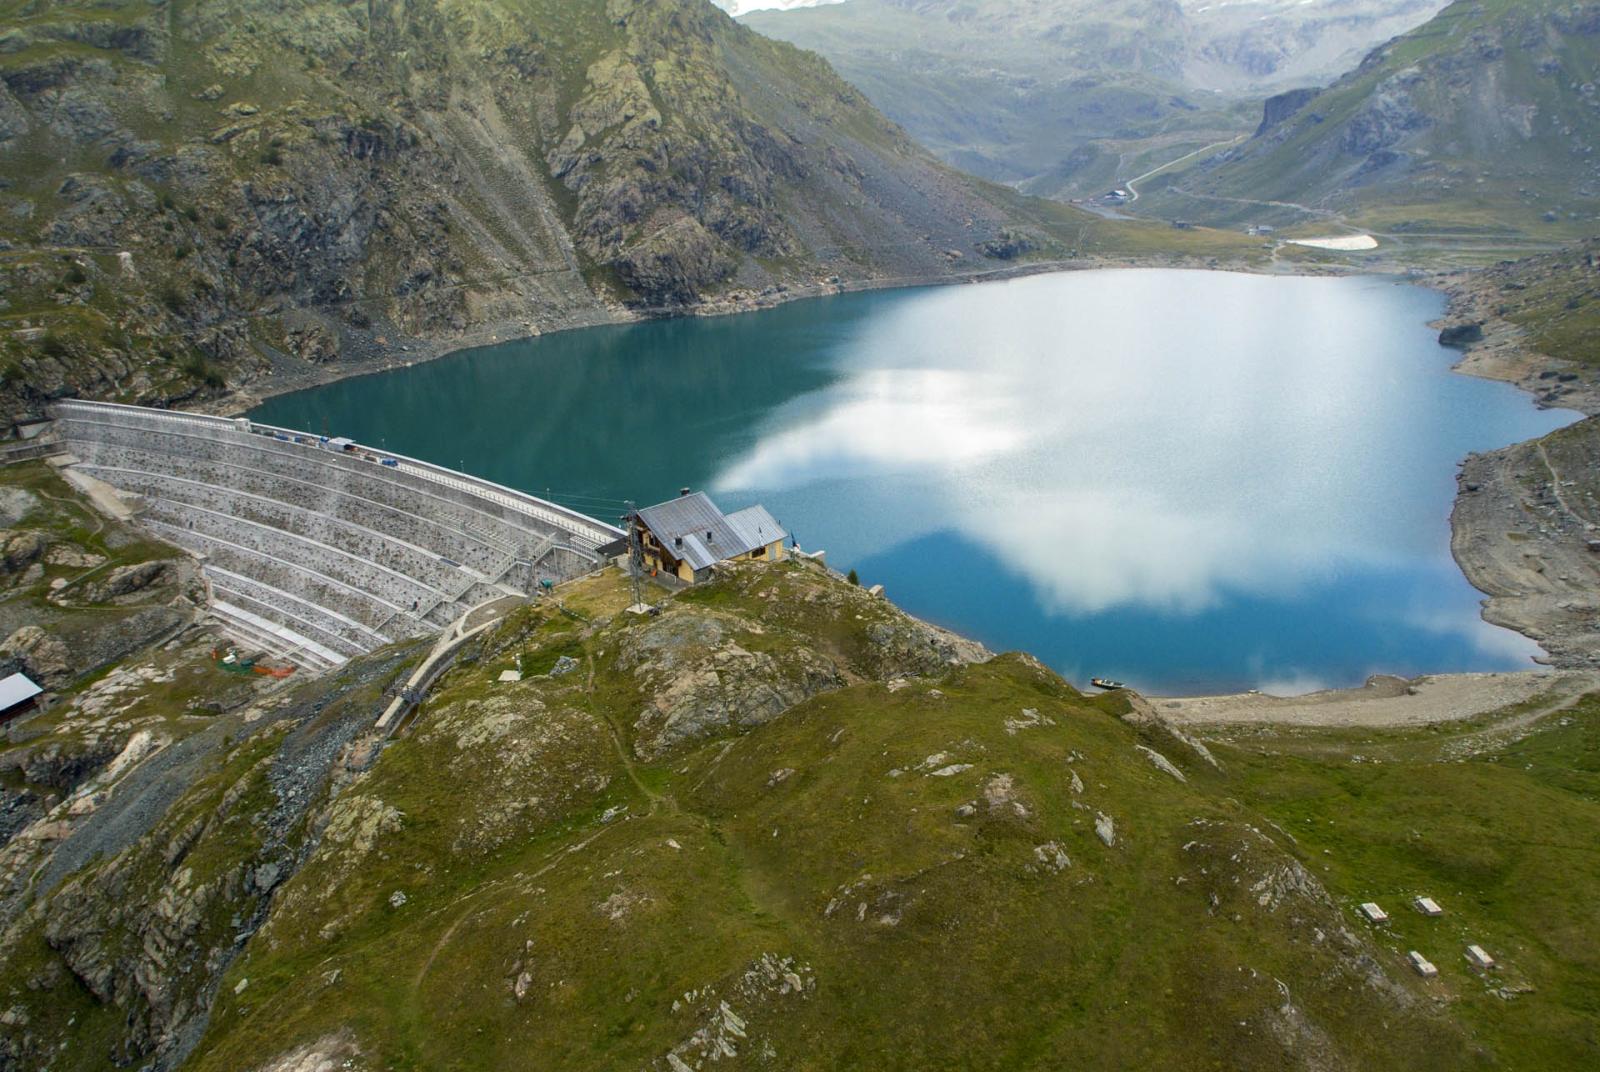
[250,269,1578,695]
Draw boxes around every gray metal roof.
[636,492,785,572]
[0,672,42,711]
[725,505,787,550]
[679,532,715,572]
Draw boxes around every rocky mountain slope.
[740,0,1447,197]
[3,464,1598,1071]
[1,0,1220,428]
[1140,0,1600,237]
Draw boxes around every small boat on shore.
[1090,677,1125,691]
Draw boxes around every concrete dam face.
[51,401,624,672]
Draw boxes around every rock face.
[1254,87,1318,137]
[1168,0,1600,227]
[0,0,1062,426]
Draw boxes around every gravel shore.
[1158,669,1598,728]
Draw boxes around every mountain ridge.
[1139,0,1600,237]
[740,0,1449,197]
[0,0,1244,429]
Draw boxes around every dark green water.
[252,269,1577,694]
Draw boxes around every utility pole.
[624,499,645,609]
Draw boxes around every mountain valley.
[0,1,1598,1070]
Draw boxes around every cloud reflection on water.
[249,266,1578,692]
[710,270,1567,624]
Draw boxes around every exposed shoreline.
[1433,269,1600,674]
[198,250,1328,417]
[1155,669,1599,729]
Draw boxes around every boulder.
[0,529,45,574]
[977,228,1040,261]
[1438,322,1485,349]
[1095,812,1116,847]
[1136,745,1187,783]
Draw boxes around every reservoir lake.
[251,269,1578,695]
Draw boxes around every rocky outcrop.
[245,1031,366,1072]
[620,609,846,757]
[976,228,1041,261]
[39,750,275,1063]
[4,642,418,1071]
[1337,71,1430,158]
[1254,87,1318,137]
[615,559,989,757]
[0,625,69,688]
[862,616,987,679]
[75,561,169,604]
[0,531,44,576]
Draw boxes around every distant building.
[0,672,43,724]
[632,490,788,585]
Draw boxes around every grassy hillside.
[1201,692,1600,1068]
[1141,0,1600,242]
[5,545,1595,1070]
[1486,240,1600,368]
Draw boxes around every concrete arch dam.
[51,400,624,672]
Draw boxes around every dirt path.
[1159,187,1339,220]
[1536,440,1594,525]
[584,651,669,815]
[1123,136,1247,203]
[57,466,134,522]
[1156,669,1599,728]
[1440,686,1595,758]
